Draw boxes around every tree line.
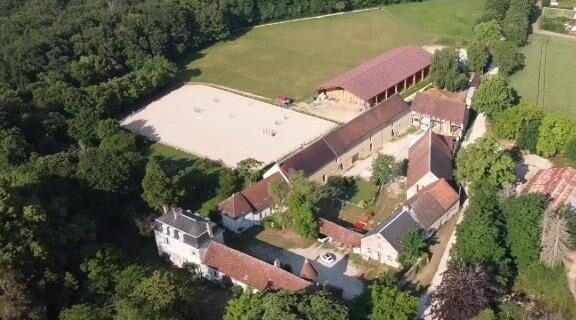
[428,136,576,319]
[0,0,425,319]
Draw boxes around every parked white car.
[317,236,330,244]
[319,252,336,265]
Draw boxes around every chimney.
[206,222,214,238]
[273,259,282,268]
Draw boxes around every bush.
[514,264,576,318]
[565,139,576,162]
[517,120,540,153]
[540,16,570,33]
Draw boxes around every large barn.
[273,94,412,183]
[317,47,432,107]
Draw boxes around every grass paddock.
[185,0,484,100]
[510,35,576,119]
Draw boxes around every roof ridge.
[337,47,411,86]
[205,241,311,284]
[322,137,340,158]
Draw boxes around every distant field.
[186,0,485,100]
[510,35,576,119]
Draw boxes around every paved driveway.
[244,242,365,300]
[344,130,425,179]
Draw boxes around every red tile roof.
[219,172,287,219]
[318,218,362,248]
[202,241,311,292]
[521,167,576,211]
[406,179,459,228]
[411,89,469,125]
[318,47,432,101]
[407,130,454,190]
[281,95,409,176]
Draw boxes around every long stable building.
[317,47,432,107]
[276,94,412,183]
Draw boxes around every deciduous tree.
[473,20,503,48]
[455,137,516,189]
[472,75,515,118]
[493,41,524,75]
[537,113,576,157]
[286,172,319,239]
[142,159,183,212]
[502,194,546,268]
[399,230,428,267]
[467,41,490,72]
[371,154,400,190]
[493,104,544,140]
[224,291,349,320]
[430,48,468,92]
[430,263,500,320]
[236,158,264,186]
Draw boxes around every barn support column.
[385,89,388,100]
[404,78,407,91]
[421,69,425,79]
[413,74,416,86]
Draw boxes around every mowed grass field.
[510,35,576,119]
[186,0,485,100]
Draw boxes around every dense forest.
[0,0,426,319]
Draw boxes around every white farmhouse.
[218,172,288,233]
[153,208,223,267]
[360,179,460,268]
[153,208,313,293]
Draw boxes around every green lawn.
[185,0,485,100]
[542,7,573,18]
[146,142,226,216]
[510,35,576,119]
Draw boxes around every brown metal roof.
[202,241,311,292]
[406,179,459,228]
[218,172,286,219]
[407,130,454,190]
[318,218,362,248]
[318,47,432,101]
[411,89,469,125]
[281,95,409,176]
[521,167,576,211]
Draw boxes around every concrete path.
[462,113,486,148]
[418,201,469,319]
[343,130,425,180]
[516,153,553,183]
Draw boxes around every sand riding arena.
[122,85,335,167]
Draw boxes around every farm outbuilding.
[317,47,432,107]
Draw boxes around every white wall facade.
[360,234,401,268]
[220,207,274,233]
[200,264,252,291]
[154,223,223,267]
[155,228,202,267]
